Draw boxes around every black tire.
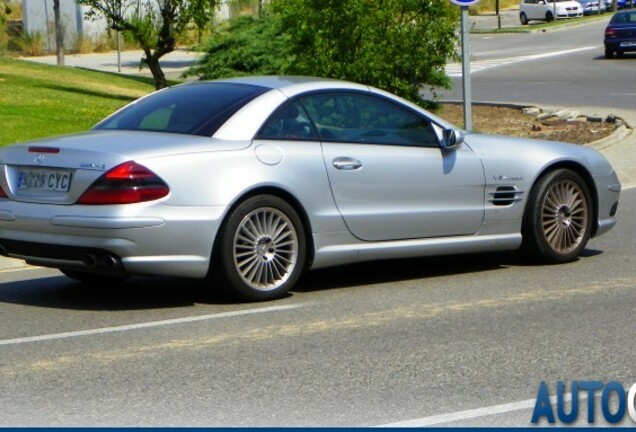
[520,12,529,25]
[60,269,128,284]
[521,169,593,263]
[617,50,625,58]
[215,195,306,301]
[546,10,554,21]
[605,48,614,59]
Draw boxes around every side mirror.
[441,129,464,150]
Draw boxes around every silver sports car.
[0,77,621,300]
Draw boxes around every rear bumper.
[0,238,127,276]
[0,200,226,278]
[604,40,636,52]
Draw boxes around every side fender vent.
[489,186,524,206]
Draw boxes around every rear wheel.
[546,10,554,21]
[605,48,614,59]
[520,12,529,24]
[521,169,593,263]
[215,195,306,301]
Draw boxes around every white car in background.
[520,0,584,24]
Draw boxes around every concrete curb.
[586,124,632,151]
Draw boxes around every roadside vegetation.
[472,10,614,33]
[0,57,154,145]
[0,0,619,146]
[0,58,616,147]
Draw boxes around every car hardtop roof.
[201,75,371,94]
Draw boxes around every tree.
[272,0,459,106]
[0,0,11,54]
[79,0,221,89]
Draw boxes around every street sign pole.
[460,5,472,131]
[451,0,479,131]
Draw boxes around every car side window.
[299,92,439,147]
[256,101,319,141]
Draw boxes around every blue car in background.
[604,10,636,58]
[605,0,630,9]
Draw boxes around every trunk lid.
[0,130,248,205]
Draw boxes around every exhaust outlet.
[101,255,119,268]
[82,254,98,267]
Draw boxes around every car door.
[298,91,485,242]
[522,0,541,20]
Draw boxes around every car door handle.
[333,157,362,170]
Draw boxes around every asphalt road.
[0,185,634,426]
[435,17,636,109]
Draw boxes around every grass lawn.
[0,57,157,146]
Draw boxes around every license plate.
[18,168,72,192]
[620,41,636,47]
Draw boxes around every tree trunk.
[143,53,168,90]
[53,0,64,66]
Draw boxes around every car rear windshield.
[611,11,636,24]
[94,82,269,136]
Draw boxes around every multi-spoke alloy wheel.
[522,169,592,263]
[233,207,299,291]
[216,195,306,301]
[540,179,588,255]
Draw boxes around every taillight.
[77,161,169,205]
[605,27,619,37]
[0,186,6,198]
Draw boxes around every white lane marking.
[379,392,582,427]
[0,304,301,347]
[446,46,598,77]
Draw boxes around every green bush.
[186,14,293,80]
[15,31,45,56]
[273,0,458,106]
[188,1,459,107]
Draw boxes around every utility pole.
[52,0,64,65]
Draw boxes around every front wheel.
[521,169,593,263]
[215,195,306,301]
[520,12,529,24]
[546,10,554,21]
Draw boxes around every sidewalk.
[21,48,202,80]
[469,9,523,31]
